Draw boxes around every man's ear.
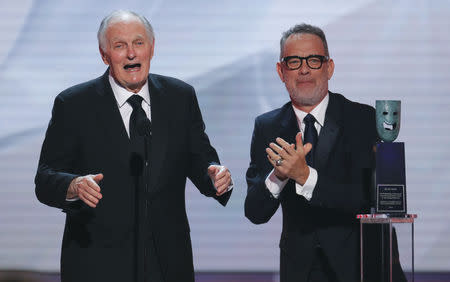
[149,37,155,60]
[327,58,335,80]
[99,46,109,65]
[276,62,285,83]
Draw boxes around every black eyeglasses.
[281,55,329,70]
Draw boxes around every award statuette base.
[358,213,417,282]
[375,142,406,215]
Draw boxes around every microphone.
[129,117,151,176]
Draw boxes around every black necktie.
[127,95,147,140]
[303,114,318,167]
[127,95,158,281]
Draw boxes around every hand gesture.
[266,132,312,185]
[67,173,103,208]
[207,165,232,196]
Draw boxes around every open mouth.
[383,121,397,131]
[124,63,141,71]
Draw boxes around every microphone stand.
[137,118,165,281]
[130,118,151,282]
[130,151,143,282]
[137,117,152,195]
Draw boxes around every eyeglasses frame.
[281,54,329,70]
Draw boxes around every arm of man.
[35,93,103,211]
[66,174,103,208]
[207,165,233,197]
[266,132,318,200]
[245,118,281,224]
[184,86,232,206]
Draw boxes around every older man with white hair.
[35,10,232,282]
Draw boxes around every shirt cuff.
[227,177,234,191]
[66,197,80,202]
[265,169,289,199]
[295,166,318,201]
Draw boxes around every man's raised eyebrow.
[110,37,126,43]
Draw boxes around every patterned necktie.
[127,95,147,140]
[303,114,318,167]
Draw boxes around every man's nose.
[127,46,136,60]
[298,59,310,75]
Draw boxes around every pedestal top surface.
[357,213,417,223]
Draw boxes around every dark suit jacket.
[35,70,231,282]
[245,92,377,282]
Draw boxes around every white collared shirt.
[265,94,329,200]
[108,75,151,137]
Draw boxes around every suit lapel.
[278,103,300,145]
[94,70,131,166]
[315,93,342,170]
[147,74,169,192]
[94,71,169,194]
[276,103,300,194]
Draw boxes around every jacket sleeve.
[245,118,280,224]
[35,93,81,210]
[185,86,231,206]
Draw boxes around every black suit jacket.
[35,70,231,282]
[245,92,377,282]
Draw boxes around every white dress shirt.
[265,94,329,200]
[109,75,151,136]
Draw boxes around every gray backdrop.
[1,0,449,272]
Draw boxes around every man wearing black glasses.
[245,24,377,282]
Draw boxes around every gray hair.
[97,10,154,51]
[279,23,329,60]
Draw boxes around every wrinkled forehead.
[106,18,148,41]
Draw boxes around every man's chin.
[290,93,318,107]
[121,79,147,93]
[288,87,328,108]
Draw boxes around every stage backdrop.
[1,0,449,272]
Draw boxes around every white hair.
[97,10,154,51]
